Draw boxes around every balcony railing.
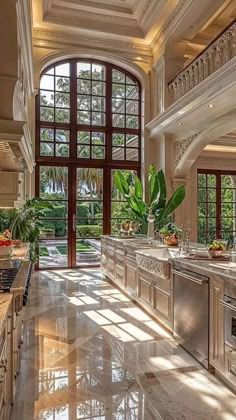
[168,18,236,103]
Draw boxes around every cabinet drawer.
[225,344,236,387]
[153,284,173,327]
[126,263,137,296]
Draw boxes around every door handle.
[73,214,76,232]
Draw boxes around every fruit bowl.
[163,236,178,246]
[208,249,224,258]
[0,246,13,258]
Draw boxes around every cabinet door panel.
[209,279,224,371]
[126,262,137,295]
[153,284,173,327]
[138,272,152,306]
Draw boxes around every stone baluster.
[190,66,195,90]
[208,49,214,75]
[173,82,178,101]
[230,25,236,57]
[194,62,199,87]
[181,75,186,96]
[222,33,230,63]
[214,41,222,71]
[203,53,208,79]
[198,58,204,83]
[185,70,190,93]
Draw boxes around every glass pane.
[92,64,105,80]
[112,133,125,146]
[126,148,139,161]
[112,83,125,98]
[40,91,54,107]
[55,92,70,108]
[222,188,234,202]
[126,134,139,147]
[55,108,70,123]
[126,115,139,129]
[198,202,207,217]
[77,79,91,94]
[198,188,206,202]
[207,174,216,187]
[55,77,70,92]
[126,75,138,85]
[76,222,102,238]
[77,62,91,78]
[112,114,125,128]
[40,75,54,90]
[91,132,105,145]
[77,201,103,218]
[39,220,68,239]
[55,63,70,77]
[40,143,54,156]
[40,128,54,142]
[39,166,68,199]
[45,68,54,75]
[111,202,132,218]
[77,168,103,199]
[92,112,105,126]
[111,169,136,200]
[112,147,124,160]
[77,131,90,144]
[126,100,139,115]
[198,174,206,187]
[92,97,105,112]
[39,241,68,268]
[207,189,216,202]
[77,111,90,124]
[38,201,67,217]
[112,98,125,113]
[77,95,91,110]
[77,145,90,158]
[40,107,54,122]
[56,144,69,157]
[75,239,100,265]
[112,69,125,83]
[207,203,216,217]
[92,146,105,159]
[55,129,69,143]
[92,81,105,96]
[126,85,139,99]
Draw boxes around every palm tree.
[77,168,103,218]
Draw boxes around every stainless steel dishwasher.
[172,263,209,369]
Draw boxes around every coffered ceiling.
[39,0,167,38]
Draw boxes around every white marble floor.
[10,269,236,420]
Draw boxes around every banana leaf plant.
[9,198,54,262]
[113,165,185,234]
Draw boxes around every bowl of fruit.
[0,230,22,258]
[208,240,225,258]
[160,223,181,246]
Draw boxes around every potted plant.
[9,198,54,262]
[113,164,185,235]
[160,223,182,246]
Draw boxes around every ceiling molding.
[32,28,152,57]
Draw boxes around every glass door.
[73,167,103,267]
[38,165,69,268]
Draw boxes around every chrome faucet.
[183,226,192,253]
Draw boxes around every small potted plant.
[160,223,181,246]
[208,240,225,258]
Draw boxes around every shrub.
[76,225,102,237]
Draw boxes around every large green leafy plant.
[114,165,185,233]
[9,198,54,262]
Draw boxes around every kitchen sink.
[136,247,179,260]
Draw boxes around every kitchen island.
[101,236,236,393]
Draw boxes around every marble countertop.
[0,295,12,331]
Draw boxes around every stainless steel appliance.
[220,283,236,350]
[173,263,209,369]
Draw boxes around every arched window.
[36,59,141,269]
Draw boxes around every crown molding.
[32,28,152,57]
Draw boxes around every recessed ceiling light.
[209,104,214,108]
[178,123,183,126]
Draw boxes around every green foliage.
[9,198,54,262]
[76,225,102,237]
[113,165,185,233]
[160,223,182,237]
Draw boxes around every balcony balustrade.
[168,19,236,103]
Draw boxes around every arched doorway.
[36,59,141,268]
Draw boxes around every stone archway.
[174,113,236,178]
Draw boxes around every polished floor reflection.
[10,269,236,420]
